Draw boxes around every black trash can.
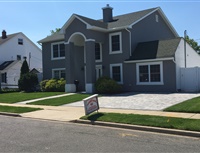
[74,80,79,92]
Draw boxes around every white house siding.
[1,61,22,88]
[175,38,200,90]
[0,33,42,71]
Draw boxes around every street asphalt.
[1,92,200,137]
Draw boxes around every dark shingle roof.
[0,61,14,70]
[128,38,181,61]
[106,8,157,29]
[38,33,64,43]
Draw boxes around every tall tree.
[50,28,61,35]
[185,36,200,53]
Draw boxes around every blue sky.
[1,0,200,48]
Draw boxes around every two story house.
[0,30,42,88]
[38,5,200,93]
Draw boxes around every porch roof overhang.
[124,57,174,63]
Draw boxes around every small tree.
[18,58,38,92]
[20,58,29,76]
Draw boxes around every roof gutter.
[124,57,174,63]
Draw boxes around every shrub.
[40,78,66,92]
[18,73,38,92]
[95,76,122,94]
[40,80,49,91]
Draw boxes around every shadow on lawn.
[87,113,104,121]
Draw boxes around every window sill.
[51,57,65,60]
[109,50,122,54]
[137,82,164,85]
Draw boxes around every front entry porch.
[65,32,96,93]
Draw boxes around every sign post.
[83,94,99,115]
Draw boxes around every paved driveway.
[67,92,200,110]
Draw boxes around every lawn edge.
[72,119,200,138]
[0,112,21,117]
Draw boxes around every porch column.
[85,40,95,93]
[65,42,76,93]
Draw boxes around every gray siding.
[42,41,65,80]
[131,11,176,53]
[123,60,176,92]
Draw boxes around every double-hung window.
[52,68,66,79]
[136,62,163,85]
[18,38,23,45]
[1,73,7,83]
[51,42,65,59]
[95,43,102,62]
[110,63,123,84]
[109,32,122,54]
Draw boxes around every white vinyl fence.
[180,67,200,92]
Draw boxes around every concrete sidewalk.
[0,103,200,121]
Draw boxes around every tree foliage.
[18,59,38,92]
[20,58,29,76]
[185,36,200,53]
[50,28,61,35]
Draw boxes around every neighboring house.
[38,5,200,93]
[0,60,22,88]
[0,30,42,87]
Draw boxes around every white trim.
[124,57,174,63]
[67,32,86,43]
[65,84,76,93]
[110,63,123,84]
[95,65,103,80]
[52,68,65,79]
[125,28,132,56]
[51,41,65,60]
[85,39,95,42]
[95,43,102,63]
[136,61,163,85]
[109,32,122,54]
[86,83,94,93]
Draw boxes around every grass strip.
[164,96,200,113]
[28,94,91,106]
[0,105,42,114]
[0,92,65,103]
[81,112,200,132]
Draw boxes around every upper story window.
[95,43,102,62]
[109,32,122,54]
[136,62,163,85]
[51,42,65,60]
[18,38,23,45]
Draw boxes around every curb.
[0,112,21,117]
[72,119,200,138]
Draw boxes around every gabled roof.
[126,38,181,61]
[0,32,42,52]
[0,61,15,70]
[39,7,178,43]
[0,33,19,45]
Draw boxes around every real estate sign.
[83,94,99,115]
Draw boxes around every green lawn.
[0,105,42,114]
[0,92,65,103]
[81,112,200,132]
[28,94,91,106]
[164,96,200,113]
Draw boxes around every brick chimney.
[2,30,7,39]
[102,4,113,23]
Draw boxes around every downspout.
[172,56,181,92]
[125,28,132,56]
